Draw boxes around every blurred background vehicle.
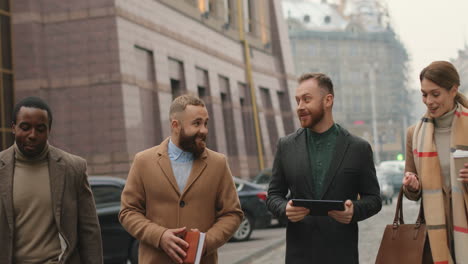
[377,160,405,193]
[376,168,394,204]
[250,168,272,189]
[89,176,139,264]
[231,177,272,242]
[250,168,289,227]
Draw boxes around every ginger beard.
[298,99,325,129]
[178,126,207,158]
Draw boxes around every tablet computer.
[291,199,345,216]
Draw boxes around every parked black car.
[250,168,288,227]
[231,177,272,242]
[89,176,138,264]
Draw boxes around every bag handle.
[392,187,425,228]
[392,187,405,226]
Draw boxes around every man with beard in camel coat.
[119,94,243,264]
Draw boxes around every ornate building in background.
[283,0,409,162]
[9,0,298,178]
[452,44,468,96]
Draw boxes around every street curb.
[231,238,285,264]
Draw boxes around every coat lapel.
[157,139,181,196]
[0,147,15,232]
[319,126,350,199]
[293,129,315,198]
[48,146,66,226]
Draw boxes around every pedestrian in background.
[403,61,468,263]
[119,94,243,264]
[0,96,103,263]
[267,73,382,264]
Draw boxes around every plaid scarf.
[413,103,468,264]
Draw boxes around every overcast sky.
[386,0,468,88]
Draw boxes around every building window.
[239,82,259,172]
[168,58,186,100]
[353,95,362,112]
[277,91,295,134]
[258,0,269,45]
[196,67,217,150]
[198,0,210,14]
[134,46,162,145]
[135,46,155,83]
[260,87,278,154]
[219,75,238,157]
[0,0,14,150]
[244,0,255,33]
[225,0,234,25]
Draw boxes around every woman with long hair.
[402,61,468,263]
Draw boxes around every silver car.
[376,168,394,204]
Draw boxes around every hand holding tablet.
[291,199,345,216]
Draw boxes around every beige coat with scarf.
[119,138,243,264]
[404,104,468,263]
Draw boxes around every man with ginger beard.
[119,94,243,264]
[267,73,381,263]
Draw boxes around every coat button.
[180,201,185,208]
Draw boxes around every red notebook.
[183,231,206,264]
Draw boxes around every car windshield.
[252,168,272,185]
[91,185,122,209]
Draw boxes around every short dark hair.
[12,96,53,128]
[298,73,334,96]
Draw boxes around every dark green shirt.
[306,124,338,199]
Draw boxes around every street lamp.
[368,63,381,164]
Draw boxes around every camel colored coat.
[119,138,243,264]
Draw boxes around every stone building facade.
[8,0,298,178]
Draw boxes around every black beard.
[179,128,207,158]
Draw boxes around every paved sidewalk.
[218,227,286,264]
[233,239,285,264]
[249,243,285,264]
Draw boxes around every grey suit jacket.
[0,145,103,264]
[267,125,382,264]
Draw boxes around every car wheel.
[129,240,139,264]
[231,213,253,242]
